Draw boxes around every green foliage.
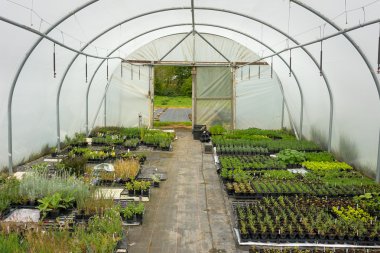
[0,177,20,215]
[304,151,335,162]
[354,193,380,215]
[30,163,49,174]
[153,121,192,127]
[67,132,87,147]
[262,170,298,180]
[154,66,192,97]
[124,138,139,148]
[302,161,353,171]
[332,206,373,223]
[19,171,91,205]
[0,233,27,253]
[154,96,192,108]
[56,156,88,176]
[277,149,306,165]
[209,125,227,135]
[37,192,74,218]
[120,202,145,219]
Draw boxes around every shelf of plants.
[0,126,172,252]
[210,126,380,246]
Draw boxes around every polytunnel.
[1,0,380,251]
[1,0,380,179]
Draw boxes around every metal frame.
[4,0,100,173]
[84,26,304,140]
[195,30,231,63]
[84,24,306,142]
[85,25,191,136]
[4,2,379,176]
[194,7,332,150]
[5,6,326,171]
[159,31,193,62]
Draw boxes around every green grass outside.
[153,121,192,128]
[154,96,192,108]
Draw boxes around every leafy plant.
[277,149,306,165]
[302,161,353,171]
[209,125,226,135]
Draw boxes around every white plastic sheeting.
[99,63,152,128]
[0,0,378,178]
[128,33,259,63]
[195,66,233,128]
[236,65,284,130]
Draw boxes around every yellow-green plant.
[302,161,352,171]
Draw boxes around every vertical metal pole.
[376,129,380,183]
[8,115,13,174]
[232,66,236,129]
[149,65,154,128]
[192,66,196,128]
[281,96,285,129]
[104,90,107,127]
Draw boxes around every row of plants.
[220,150,337,171]
[235,196,380,243]
[249,247,380,253]
[70,126,175,151]
[225,180,379,198]
[214,127,295,139]
[120,202,145,224]
[90,126,140,139]
[214,138,321,154]
[140,129,175,150]
[220,156,287,171]
[125,180,151,197]
[0,207,123,252]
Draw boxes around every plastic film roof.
[0,0,379,178]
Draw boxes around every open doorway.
[153,66,192,128]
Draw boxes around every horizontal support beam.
[239,18,380,68]
[196,97,232,100]
[125,60,268,66]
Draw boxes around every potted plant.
[151,174,160,187]
[135,202,145,223]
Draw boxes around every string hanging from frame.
[106,59,109,81]
[289,49,292,77]
[85,56,88,83]
[53,43,56,78]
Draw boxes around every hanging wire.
[362,7,366,24]
[258,64,261,79]
[121,60,123,77]
[30,0,33,26]
[271,56,273,79]
[287,0,291,36]
[289,49,292,77]
[139,65,141,80]
[106,59,109,81]
[85,55,88,83]
[131,64,133,80]
[240,67,243,80]
[248,65,251,80]
[53,43,56,78]
[320,40,323,76]
[345,0,348,24]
